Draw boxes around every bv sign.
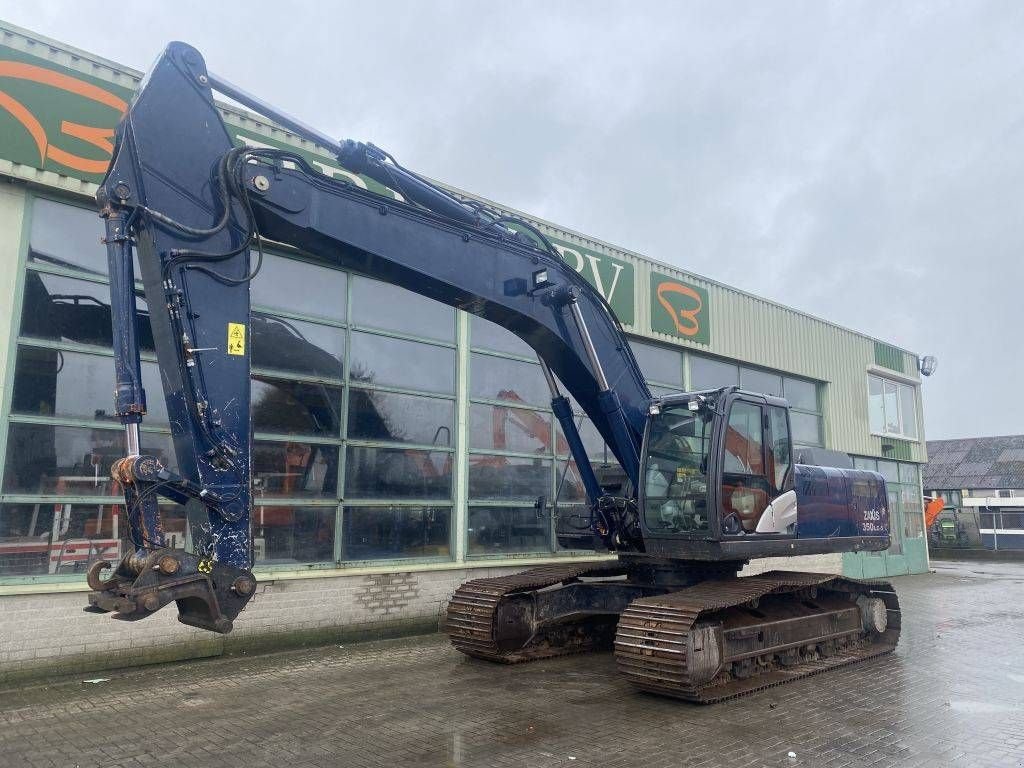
[0,46,132,182]
[549,237,635,326]
[650,271,711,344]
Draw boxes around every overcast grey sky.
[5,1,1022,440]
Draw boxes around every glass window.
[468,506,550,555]
[19,271,155,351]
[641,403,711,534]
[469,455,551,502]
[350,332,455,393]
[854,456,876,472]
[344,446,452,499]
[470,353,549,407]
[769,406,791,490]
[556,459,589,503]
[689,355,738,390]
[876,460,899,484]
[251,376,342,437]
[555,416,605,458]
[740,367,782,397]
[899,463,918,485]
[470,314,534,357]
[901,486,924,539]
[251,441,338,498]
[2,424,176,496]
[252,505,335,564]
[347,390,454,446]
[790,411,822,447]
[900,386,918,441]
[251,314,344,379]
[649,384,682,398]
[629,340,682,386]
[9,348,168,428]
[868,376,885,434]
[868,374,918,439]
[724,402,764,476]
[29,198,108,276]
[470,404,552,454]
[0,502,125,577]
[250,253,346,322]
[782,377,817,412]
[342,506,451,560]
[351,276,454,340]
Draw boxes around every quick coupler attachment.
[85,547,256,634]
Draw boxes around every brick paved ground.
[1,560,1022,768]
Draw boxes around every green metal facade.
[0,22,929,585]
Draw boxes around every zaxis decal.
[650,271,710,344]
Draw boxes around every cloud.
[5,0,1022,438]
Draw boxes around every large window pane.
[0,502,123,576]
[470,404,552,454]
[20,271,155,351]
[469,454,551,502]
[883,380,900,435]
[876,460,899,484]
[350,332,455,393]
[11,347,169,428]
[783,377,818,411]
[470,314,534,357]
[252,376,342,437]
[868,376,885,434]
[470,353,549,407]
[252,505,335,564]
[899,463,919,485]
[556,459,588,503]
[29,198,108,276]
[690,355,738,390]
[347,390,454,446]
[2,424,176,496]
[900,386,918,439]
[250,253,346,322]
[740,367,782,397]
[555,416,606,459]
[468,506,550,555]
[790,411,822,447]
[724,402,764,475]
[343,506,451,560]
[351,276,454,340]
[251,441,338,498]
[630,340,682,386]
[344,446,452,499]
[251,314,344,379]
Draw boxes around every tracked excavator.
[85,43,900,702]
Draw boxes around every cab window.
[721,401,770,533]
[768,405,792,491]
[642,404,711,533]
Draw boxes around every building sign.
[0,45,133,183]
[650,270,710,344]
[549,237,635,326]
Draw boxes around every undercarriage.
[445,559,900,702]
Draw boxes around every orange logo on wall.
[0,60,127,175]
[655,281,703,336]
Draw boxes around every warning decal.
[227,323,246,356]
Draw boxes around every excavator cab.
[641,386,793,539]
[638,386,890,560]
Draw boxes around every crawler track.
[614,571,901,703]
[446,562,628,663]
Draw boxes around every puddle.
[949,700,1019,714]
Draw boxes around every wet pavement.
[1,560,1023,768]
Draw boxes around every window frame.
[867,373,919,441]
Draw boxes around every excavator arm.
[86,42,651,631]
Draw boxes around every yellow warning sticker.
[227,322,246,356]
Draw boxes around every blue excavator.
[86,43,899,702]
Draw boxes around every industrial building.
[925,435,1024,551]
[0,22,929,679]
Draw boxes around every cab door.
[718,398,795,535]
